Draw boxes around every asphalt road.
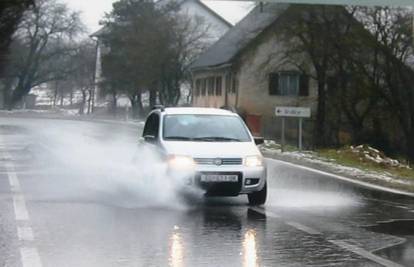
[0,117,414,267]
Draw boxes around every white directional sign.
[275,107,311,118]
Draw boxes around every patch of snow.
[261,140,414,188]
[350,144,410,169]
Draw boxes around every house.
[190,3,318,138]
[90,0,233,108]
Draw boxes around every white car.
[141,106,267,205]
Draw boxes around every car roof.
[161,107,236,116]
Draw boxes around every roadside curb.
[263,151,414,199]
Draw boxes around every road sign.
[275,106,311,152]
[275,107,311,118]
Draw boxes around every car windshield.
[163,114,251,142]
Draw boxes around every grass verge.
[317,148,414,181]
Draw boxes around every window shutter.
[216,77,222,96]
[269,73,279,95]
[195,80,200,96]
[202,79,207,95]
[299,74,309,96]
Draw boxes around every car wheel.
[248,182,267,206]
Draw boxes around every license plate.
[200,174,238,182]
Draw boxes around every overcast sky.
[63,0,255,33]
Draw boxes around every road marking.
[372,238,407,254]
[395,205,411,210]
[20,247,43,267]
[1,141,43,267]
[7,165,22,193]
[250,207,321,234]
[251,206,402,267]
[13,194,30,221]
[285,221,322,235]
[364,197,414,211]
[329,240,404,267]
[249,207,281,218]
[18,226,34,241]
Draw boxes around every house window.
[269,72,309,96]
[280,72,299,95]
[225,73,232,93]
[215,77,222,96]
[208,77,215,95]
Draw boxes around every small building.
[190,3,318,138]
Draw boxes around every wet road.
[0,117,414,267]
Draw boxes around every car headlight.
[244,155,263,167]
[168,155,195,170]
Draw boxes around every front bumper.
[170,164,267,196]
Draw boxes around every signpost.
[275,107,311,152]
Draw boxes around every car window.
[143,113,160,138]
[163,115,251,142]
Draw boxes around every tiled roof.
[190,3,289,70]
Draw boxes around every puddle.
[366,219,414,236]
[365,219,414,266]
[375,241,414,267]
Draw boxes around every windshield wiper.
[194,136,241,142]
[164,136,193,141]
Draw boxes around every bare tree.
[275,4,414,160]
[157,14,210,106]
[0,0,33,78]
[4,0,84,108]
[70,40,96,114]
[276,5,353,147]
[353,7,414,160]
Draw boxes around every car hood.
[162,141,261,158]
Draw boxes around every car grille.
[193,158,243,165]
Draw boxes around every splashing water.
[15,119,200,209]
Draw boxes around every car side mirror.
[143,135,156,144]
[254,137,264,145]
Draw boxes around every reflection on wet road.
[0,117,413,267]
[243,229,258,267]
[170,229,184,267]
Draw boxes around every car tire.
[248,182,267,206]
